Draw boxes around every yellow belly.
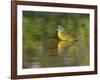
[58,31,71,41]
[58,31,75,42]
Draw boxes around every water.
[23,39,89,69]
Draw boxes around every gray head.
[56,25,65,32]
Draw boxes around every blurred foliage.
[23,11,90,68]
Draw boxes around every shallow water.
[23,39,89,69]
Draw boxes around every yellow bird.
[57,25,75,42]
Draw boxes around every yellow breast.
[58,31,67,40]
[58,31,69,40]
[58,31,75,42]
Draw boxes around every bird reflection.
[58,40,77,55]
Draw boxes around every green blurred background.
[23,11,90,69]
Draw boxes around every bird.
[57,25,77,55]
[56,25,76,42]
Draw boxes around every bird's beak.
[56,29,59,31]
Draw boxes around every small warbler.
[57,25,76,42]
